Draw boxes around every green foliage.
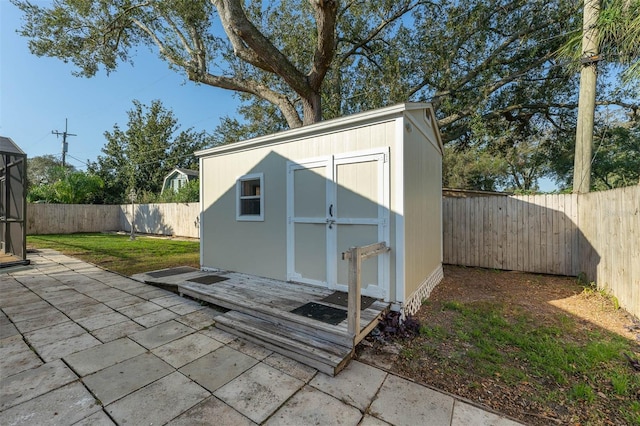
[27,167,104,204]
[419,325,447,339]
[26,155,71,187]
[141,179,200,203]
[611,372,631,395]
[443,145,508,191]
[91,100,211,203]
[558,0,640,82]
[570,383,595,403]
[548,116,640,191]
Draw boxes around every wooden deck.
[135,268,389,375]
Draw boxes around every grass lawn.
[27,233,199,276]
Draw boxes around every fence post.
[346,246,362,338]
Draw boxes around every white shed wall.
[200,119,399,288]
[402,109,443,304]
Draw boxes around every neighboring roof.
[161,168,199,193]
[196,102,442,158]
[0,136,26,156]
[174,168,199,177]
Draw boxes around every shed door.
[287,149,390,299]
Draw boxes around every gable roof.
[174,168,199,177]
[0,136,26,156]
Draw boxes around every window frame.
[236,173,264,221]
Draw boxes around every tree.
[158,179,200,203]
[443,145,508,192]
[548,116,640,191]
[27,167,104,204]
[91,100,210,203]
[27,155,73,187]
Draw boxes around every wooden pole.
[347,246,362,338]
[573,0,600,194]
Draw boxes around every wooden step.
[179,283,354,347]
[215,310,353,376]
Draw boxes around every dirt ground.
[357,265,640,425]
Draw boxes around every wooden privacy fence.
[443,186,639,318]
[443,194,579,275]
[28,203,200,239]
[28,204,121,235]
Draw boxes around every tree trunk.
[573,0,600,194]
[302,92,323,125]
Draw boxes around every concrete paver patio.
[0,249,522,425]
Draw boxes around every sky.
[0,1,239,171]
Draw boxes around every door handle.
[329,204,333,217]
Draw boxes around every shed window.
[236,173,264,221]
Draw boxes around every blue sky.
[0,1,239,170]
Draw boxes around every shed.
[197,103,443,315]
[1,136,30,268]
[161,168,198,194]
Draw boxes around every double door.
[286,148,390,298]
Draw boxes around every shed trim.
[196,103,435,158]
[393,117,406,303]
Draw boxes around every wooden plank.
[452,198,460,265]
[538,195,547,273]
[218,311,350,361]
[215,322,340,376]
[347,246,362,337]
[552,194,561,274]
[467,198,476,267]
[545,195,555,274]
[570,193,579,276]
[532,195,542,273]
[505,197,516,271]
[475,197,483,267]
[564,194,575,276]
[517,196,526,272]
[443,198,453,264]
[481,197,490,268]
[496,195,503,269]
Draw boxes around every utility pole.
[52,119,77,168]
[573,0,600,194]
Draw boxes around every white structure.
[197,103,443,315]
[161,168,198,194]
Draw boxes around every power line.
[51,119,77,167]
